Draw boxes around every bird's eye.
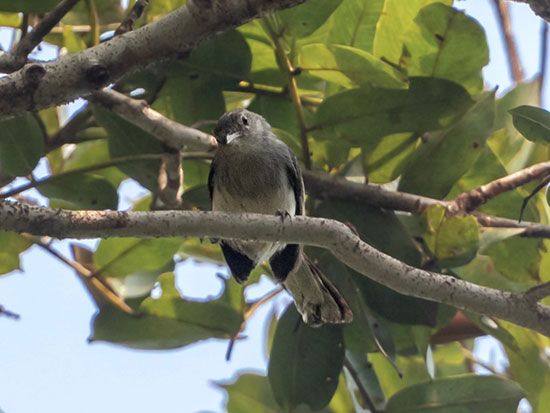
[241,116,249,126]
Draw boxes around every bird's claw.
[276,209,292,222]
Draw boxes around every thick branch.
[0,0,81,73]
[0,0,305,119]
[1,200,550,337]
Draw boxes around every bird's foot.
[276,209,292,223]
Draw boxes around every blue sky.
[0,1,548,412]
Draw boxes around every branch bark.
[0,0,305,119]
[89,88,217,151]
[450,161,550,213]
[0,0,81,72]
[1,200,550,337]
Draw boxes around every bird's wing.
[207,157,217,202]
[286,148,305,215]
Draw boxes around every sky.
[0,1,548,413]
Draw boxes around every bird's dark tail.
[283,254,353,326]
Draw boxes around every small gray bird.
[208,108,352,326]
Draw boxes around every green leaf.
[500,322,550,412]
[362,132,419,184]
[277,0,343,38]
[491,80,539,170]
[91,273,243,350]
[61,140,126,186]
[39,174,118,210]
[510,105,550,144]
[373,0,451,64]
[0,231,32,275]
[268,305,345,412]
[221,374,281,413]
[385,374,524,413]
[0,113,44,176]
[312,77,473,146]
[299,43,407,89]
[0,0,59,12]
[94,237,183,278]
[422,205,480,267]
[153,30,251,125]
[344,351,386,411]
[328,0,385,52]
[399,92,495,198]
[403,3,489,94]
[93,105,163,192]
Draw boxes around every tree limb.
[0,0,82,73]
[0,0,306,119]
[1,200,550,337]
[88,88,550,238]
[89,88,217,151]
[449,161,550,213]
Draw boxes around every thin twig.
[266,20,312,169]
[0,0,81,72]
[492,0,524,82]
[524,282,550,303]
[157,152,183,209]
[0,154,161,199]
[540,21,549,103]
[232,81,323,106]
[115,0,150,35]
[27,235,135,315]
[459,344,507,377]
[450,161,550,213]
[0,305,21,320]
[519,175,550,222]
[225,287,283,360]
[343,355,380,413]
[0,152,211,200]
[86,0,100,46]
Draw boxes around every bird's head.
[213,109,271,145]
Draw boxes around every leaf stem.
[265,20,312,170]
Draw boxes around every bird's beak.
[225,132,240,144]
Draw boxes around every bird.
[208,108,352,326]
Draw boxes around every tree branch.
[449,161,550,213]
[493,0,524,82]
[524,281,550,302]
[1,200,550,337]
[0,0,306,119]
[89,89,217,151]
[115,0,149,36]
[0,0,81,73]
[88,86,550,238]
[0,304,20,320]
